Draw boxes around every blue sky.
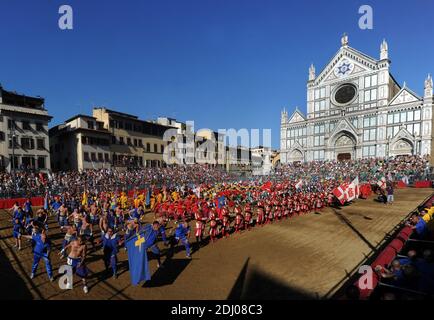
[1,0,433,148]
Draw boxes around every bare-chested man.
[58,204,69,229]
[60,225,77,258]
[63,236,89,294]
[80,215,95,250]
[99,210,110,237]
[68,208,83,232]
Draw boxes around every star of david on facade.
[338,62,351,75]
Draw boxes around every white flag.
[295,179,303,190]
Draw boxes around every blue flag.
[43,193,49,210]
[218,196,226,209]
[125,224,152,285]
[145,188,151,207]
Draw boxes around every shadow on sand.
[0,245,33,300]
[228,258,316,300]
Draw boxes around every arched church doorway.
[334,133,356,161]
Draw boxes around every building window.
[139,139,143,147]
[125,122,133,131]
[9,136,19,148]
[37,138,45,150]
[84,152,90,161]
[111,136,117,144]
[134,139,138,147]
[98,153,103,162]
[362,146,376,158]
[313,150,324,160]
[8,120,16,130]
[314,87,326,99]
[91,153,97,161]
[119,137,125,145]
[127,138,132,146]
[0,132,5,141]
[364,88,377,102]
[314,136,325,146]
[146,143,150,152]
[161,145,164,153]
[408,111,414,121]
[364,74,377,88]
[314,124,325,134]
[363,129,377,141]
[414,109,421,121]
[21,137,35,150]
[118,121,124,129]
[22,121,32,130]
[363,116,377,128]
[87,121,94,130]
[387,114,393,124]
[37,157,46,169]
[154,144,157,152]
[104,153,110,162]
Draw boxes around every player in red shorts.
[234,211,244,233]
[209,219,218,242]
[265,204,272,224]
[256,206,265,226]
[194,211,205,245]
[221,215,231,238]
[244,208,252,230]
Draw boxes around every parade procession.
[2,0,434,306]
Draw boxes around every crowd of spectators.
[0,155,431,199]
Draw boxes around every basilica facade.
[280,34,433,163]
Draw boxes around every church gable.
[391,126,415,143]
[315,47,377,85]
[289,140,303,151]
[388,87,421,106]
[329,118,358,140]
[288,109,306,124]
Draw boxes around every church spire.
[308,63,316,81]
[380,39,388,60]
[281,108,288,124]
[424,74,433,98]
[341,33,348,47]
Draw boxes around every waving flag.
[43,192,49,210]
[346,177,359,201]
[81,191,88,206]
[295,179,303,190]
[333,185,346,205]
[218,195,226,208]
[125,224,152,285]
[261,181,272,192]
[377,177,387,190]
[145,188,151,207]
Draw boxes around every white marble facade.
[280,34,433,163]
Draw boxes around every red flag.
[261,181,272,192]
[333,185,346,205]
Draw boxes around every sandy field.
[0,188,432,300]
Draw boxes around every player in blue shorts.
[22,229,54,281]
[173,220,191,259]
[12,217,23,250]
[102,227,123,278]
[63,235,89,294]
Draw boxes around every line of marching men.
[9,181,337,294]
